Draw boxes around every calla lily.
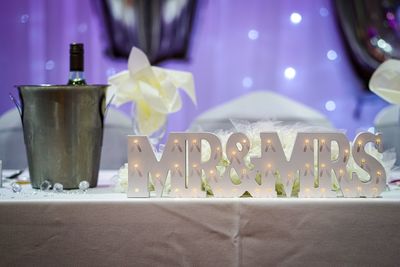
[108,47,196,135]
[369,59,400,104]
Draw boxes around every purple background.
[0,0,388,138]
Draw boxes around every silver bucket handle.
[9,93,22,117]
[104,94,115,119]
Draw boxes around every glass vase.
[131,102,167,148]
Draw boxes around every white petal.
[108,70,139,106]
[136,100,167,135]
[160,67,197,105]
[369,59,400,104]
[128,47,151,76]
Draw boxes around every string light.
[242,76,253,88]
[290,12,302,24]
[247,29,259,40]
[326,50,338,61]
[172,140,183,152]
[304,163,310,176]
[344,149,349,162]
[320,163,326,177]
[284,67,296,80]
[304,139,310,152]
[320,139,326,152]
[190,139,200,152]
[265,140,275,152]
[361,159,366,168]
[357,140,363,152]
[375,138,381,150]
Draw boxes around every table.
[1,171,400,266]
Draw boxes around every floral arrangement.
[108,47,196,135]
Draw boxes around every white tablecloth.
[1,171,400,266]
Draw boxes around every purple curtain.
[0,0,388,137]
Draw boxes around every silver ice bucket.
[15,85,109,189]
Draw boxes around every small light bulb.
[134,188,139,192]
[267,163,272,169]
[209,170,214,175]
[377,171,382,176]
[344,149,349,154]
[305,163,310,168]
[133,139,138,144]
[267,139,272,144]
[243,139,247,143]
[174,139,179,144]
[232,151,237,155]
[192,164,198,168]
[305,139,309,144]
[321,163,326,168]
[155,173,160,178]
[175,188,180,192]
[133,163,139,168]
[174,163,179,168]
[192,139,197,144]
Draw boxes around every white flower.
[369,59,400,104]
[108,47,196,135]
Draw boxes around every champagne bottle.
[68,43,86,85]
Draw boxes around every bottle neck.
[68,43,85,85]
[68,71,86,85]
